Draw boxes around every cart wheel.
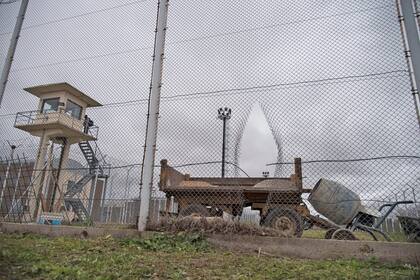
[302,217,314,230]
[331,229,357,241]
[179,204,209,217]
[263,208,303,237]
[408,232,420,243]
[325,228,337,239]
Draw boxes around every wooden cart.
[158,158,312,237]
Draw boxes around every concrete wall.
[207,234,420,265]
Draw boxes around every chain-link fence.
[0,0,419,242]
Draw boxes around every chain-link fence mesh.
[0,0,419,242]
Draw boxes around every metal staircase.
[79,141,103,174]
[64,140,108,223]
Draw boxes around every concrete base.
[207,234,420,265]
[0,222,142,238]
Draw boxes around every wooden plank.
[294,158,302,190]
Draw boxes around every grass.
[0,232,418,280]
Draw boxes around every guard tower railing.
[14,109,99,139]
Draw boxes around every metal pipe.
[0,0,29,107]
[221,118,226,178]
[410,186,419,217]
[137,0,169,232]
[396,0,420,129]
[402,189,408,213]
[100,176,108,222]
[105,176,115,223]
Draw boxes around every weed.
[120,232,209,252]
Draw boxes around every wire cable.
[10,45,152,73]
[266,155,420,166]
[0,69,408,117]
[0,0,150,36]
[168,4,393,47]
[93,69,408,108]
[6,4,392,72]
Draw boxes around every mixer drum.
[308,178,362,225]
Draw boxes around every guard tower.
[14,83,106,222]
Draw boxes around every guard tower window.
[65,100,82,119]
[41,98,59,113]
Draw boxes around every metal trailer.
[158,158,316,237]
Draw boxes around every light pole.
[218,107,231,178]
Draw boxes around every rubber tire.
[331,229,357,241]
[263,207,304,238]
[179,204,209,217]
[325,228,337,239]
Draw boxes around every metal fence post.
[0,0,29,108]
[411,186,419,217]
[138,0,169,231]
[397,0,420,128]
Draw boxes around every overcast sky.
[0,0,419,204]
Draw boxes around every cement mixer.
[309,179,363,226]
[308,178,413,241]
